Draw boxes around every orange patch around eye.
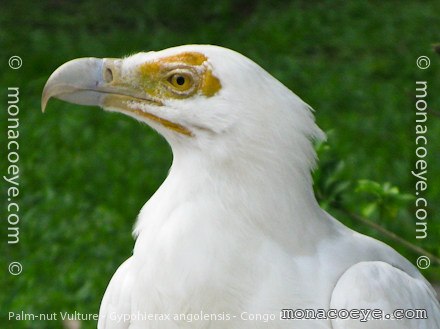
[139,61,162,77]
[139,52,208,76]
[201,69,221,97]
[139,51,221,97]
[160,52,208,66]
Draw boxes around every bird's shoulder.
[329,261,440,329]
[98,257,135,329]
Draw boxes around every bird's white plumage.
[99,257,134,329]
[102,46,439,328]
[331,261,440,328]
[42,45,439,329]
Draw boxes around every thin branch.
[428,108,440,119]
[338,208,440,266]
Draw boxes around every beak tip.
[41,87,50,113]
[40,57,106,112]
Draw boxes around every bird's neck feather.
[134,138,330,252]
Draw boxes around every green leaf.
[361,202,378,218]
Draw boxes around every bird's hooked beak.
[42,58,106,111]
[41,57,192,136]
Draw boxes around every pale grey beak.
[41,56,191,136]
[42,57,161,113]
[41,58,110,112]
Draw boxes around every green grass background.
[1,1,439,328]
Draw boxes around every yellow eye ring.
[168,73,193,91]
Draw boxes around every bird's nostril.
[104,68,113,83]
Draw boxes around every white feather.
[96,45,439,328]
[331,261,440,328]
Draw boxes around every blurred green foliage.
[1,1,439,328]
[355,179,414,219]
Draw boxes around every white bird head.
[43,45,324,179]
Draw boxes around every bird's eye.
[168,73,193,92]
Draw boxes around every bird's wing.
[98,257,135,329]
[329,261,440,329]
